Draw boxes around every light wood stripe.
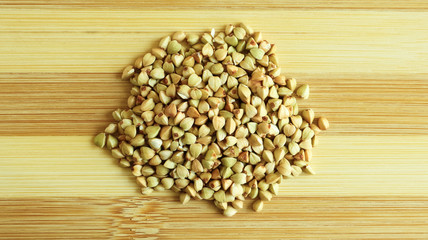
[1,136,427,197]
[0,10,427,74]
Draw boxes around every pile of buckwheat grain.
[94,23,329,217]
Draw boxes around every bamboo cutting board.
[1,1,428,239]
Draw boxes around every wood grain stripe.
[0,196,427,239]
[2,0,428,10]
[1,73,427,136]
[1,10,427,74]
[1,136,427,197]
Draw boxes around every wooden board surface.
[1,1,428,239]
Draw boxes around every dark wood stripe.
[1,73,427,136]
[1,0,428,10]
[0,196,427,239]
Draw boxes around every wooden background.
[1,1,428,239]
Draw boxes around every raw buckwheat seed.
[94,23,329,217]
